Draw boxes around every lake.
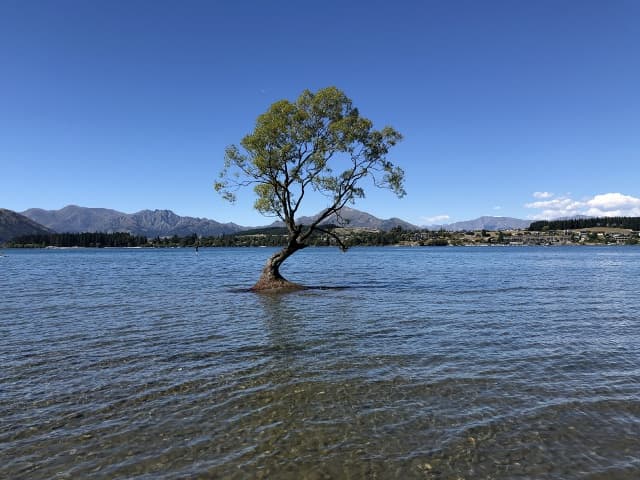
[1,246,639,479]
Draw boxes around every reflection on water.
[1,247,640,479]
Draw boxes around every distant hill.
[268,207,417,231]
[21,205,244,237]
[23,206,131,233]
[129,209,244,237]
[434,216,532,231]
[17,205,536,237]
[0,209,52,243]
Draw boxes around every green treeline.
[7,227,456,248]
[12,221,637,248]
[8,232,148,248]
[529,217,640,231]
[197,226,417,248]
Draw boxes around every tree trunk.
[251,238,306,292]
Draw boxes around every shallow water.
[1,246,639,479]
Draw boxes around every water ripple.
[1,246,640,478]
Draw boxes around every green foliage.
[196,228,455,248]
[9,232,148,248]
[425,238,449,246]
[11,227,636,249]
[530,217,640,231]
[215,87,404,243]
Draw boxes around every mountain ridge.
[433,216,532,231]
[17,205,538,237]
[268,206,418,231]
[21,205,244,237]
[0,209,53,243]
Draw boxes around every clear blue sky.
[1,0,639,226]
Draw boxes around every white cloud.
[525,192,640,219]
[533,191,554,199]
[586,193,640,210]
[422,214,450,224]
[493,206,502,211]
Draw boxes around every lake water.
[1,246,639,479]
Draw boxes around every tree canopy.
[215,86,405,290]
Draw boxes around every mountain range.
[0,205,536,243]
[269,207,417,231]
[429,216,533,231]
[21,205,243,238]
[0,209,53,243]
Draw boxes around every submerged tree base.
[250,277,306,293]
[250,243,307,293]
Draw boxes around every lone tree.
[215,86,405,291]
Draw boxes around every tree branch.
[314,226,348,252]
